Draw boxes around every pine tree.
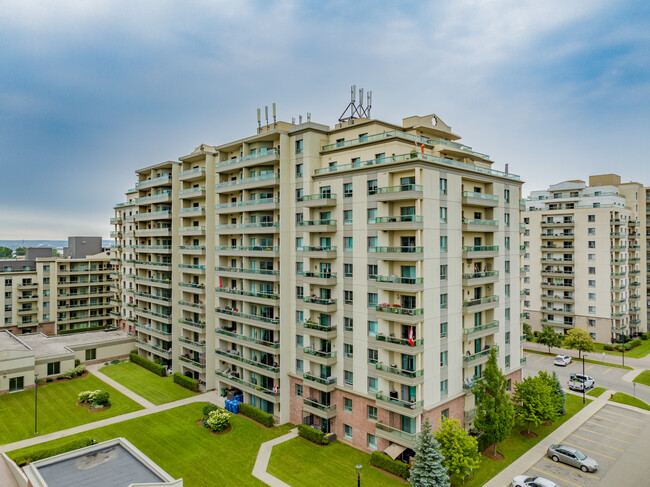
[409,416,449,487]
[551,371,566,415]
[473,348,515,456]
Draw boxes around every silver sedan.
[547,444,599,472]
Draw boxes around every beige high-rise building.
[523,174,647,343]
[112,111,524,455]
[0,237,115,336]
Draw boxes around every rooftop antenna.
[307,112,311,122]
[257,108,261,133]
[339,85,373,122]
[272,103,277,128]
[299,115,303,123]
[292,117,296,124]
[265,106,269,127]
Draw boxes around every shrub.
[614,344,623,352]
[370,451,410,479]
[58,325,113,335]
[603,344,614,351]
[130,353,166,376]
[239,403,274,428]
[12,437,94,466]
[173,372,199,392]
[91,390,110,408]
[630,338,641,348]
[74,359,81,367]
[46,378,53,383]
[205,409,231,432]
[642,333,650,340]
[297,424,326,445]
[624,343,633,350]
[202,403,219,418]
[78,390,94,403]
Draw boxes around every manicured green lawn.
[9,403,293,487]
[632,370,650,387]
[525,349,632,370]
[609,392,650,411]
[594,339,650,358]
[587,386,606,397]
[100,362,197,405]
[0,375,143,445]
[268,437,406,486]
[450,394,589,487]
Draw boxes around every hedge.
[130,353,166,376]
[13,437,94,466]
[604,344,614,351]
[297,424,326,445]
[643,333,650,340]
[58,325,114,335]
[239,403,274,428]
[173,373,199,392]
[370,451,410,479]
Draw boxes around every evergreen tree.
[551,371,566,415]
[562,328,595,358]
[0,247,12,258]
[537,325,563,353]
[473,348,515,456]
[409,416,449,487]
[434,417,480,479]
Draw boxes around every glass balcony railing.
[303,372,337,386]
[376,393,423,410]
[370,216,423,224]
[136,324,171,337]
[215,148,279,168]
[375,276,423,284]
[178,300,205,310]
[375,363,423,379]
[215,328,279,348]
[375,184,423,194]
[179,167,206,177]
[304,297,337,305]
[135,191,172,203]
[462,218,498,226]
[463,346,498,363]
[375,422,416,442]
[303,398,336,413]
[215,173,279,189]
[179,245,205,251]
[297,271,337,279]
[179,318,206,329]
[178,355,206,368]
[216,222,279,230]
[462,296,499,307]
[215,370,279,397]
[135,175,171,187]
[298,193,337,202]
[462,271,499,280]
[179,226,206,232]
[297,246,337,252]
[369,246,423,253]
[376,334,423,347]
[215,245,279,252]
[302,320,336,332]
[215,266,279,276]
[215,349,279,373]
[216,307,279,324]
[303,347,337,359]
[179,264,205,270]
[215,287,278,300]
[462,191,498,201]
[463,321,499,335]
[463,245,499,252]
[376,305,423,316]
[297,219,337,227]
[215,198,279,209]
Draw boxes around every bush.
[642,333,650,340]
[173,372,199,392]
[624,343,633,350]
[46,378,53,383]
[614,344,623,352]
[91,390,110,407]
[202,403,219,418]
[12,437,94,466]
[370,451,410,479]
[239,403,274,428]
[78,391,94,403]
[74,359,81,367]
[604,344,614,351]
[297,424,326,445]
[205,409,231,432]
[630,338,641,348]
[58,325,113,335]
[130,353,166,376]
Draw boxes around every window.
[588,241,595,249]
[589,306,596,314]
[42,278,49,285]
[344,237,353,251]
[296,262,303,273]
[505,261,510,274]
[440,236,447,252]
[440,351,448,366]
[588,228,595,235]
[344,424,352,439]
[344,343,354,358]
[296,286,304,299]
[47,362,60,376]
[368,180,377,195]
[343,210,352,224]
[344,290,353,304]
[590,333,596,339]
[505,331,511,344]
[440,207,447,223]
[85,348,96,361]
[589,293,596,301]
[505,213,510,227]
[344,398,353,412]
[505,284,510,297]
[344,317,353,331]
[588,254,595,261]
[505,308,511,321]
[368,377,378,393]
[367,406,377,421]
[440,265,447,280]
[344,263,353,278]
[368,293,377,307]
[504,189,510,203]
[588,267,595,274]
[505,355,511,368]
[367,264,377,279]
[296,335,304,348]
[9,377,24,392]
[344,183,353,198]
[295,237,303,249]
[296,384,303,397]
[367,208,377,222]
[367,236,377,249]
[440,322,447,338]
[43,265,50,272]
[506,379,512,392]
[588,280,596,287]
[368,321,378,337]
[368,349,378,364]
[296,359,304,373]
[588,215,595,222]
[440,178,447,195]
[441,409,449,419]
[344,370,353,386]
[296,188,303,201]
[505,236,510,250]
[296,163,303,177]
[588,319,596,327]
[440,379,448,396]
[295,139,303,154]
[296,212,303,224]
[440,294,447,309]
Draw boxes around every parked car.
[554,355,572,366]
[512,475,559,487]
[568,373,595,391]
[547,444,599,472]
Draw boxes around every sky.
[1,0,649,239]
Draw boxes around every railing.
[376,334,423,347]
[136,324,171,337]
[462,296,499,307]
[375,184,423,194]
[179,282,206,290]
[371,216,423,224]
[134,291,171,302]
[135,175,171,187]
[369,246,423,253]
[375,276,423,284]
[302,320,336,332]
[303,372,337,385]
[179,245,205,251]
[179,187,205,195]
[297,246,337,252]
[303,398,336,412]
[179,206,205,213]
[462,245,499,252]
[135,276,172,285]
[215,148,279,168]
[303,347,337,359]
[215,287,278,300]
[375,364,423,379]
[179,264,205,270]
[134,210,171,219]
[179,318,206,329]
[216,222,279,230]
[216,308,279,325]
[462,218,498,226]
[136,339,171,355]
[299,193,338,202]
[215,173,279,188]
[178,300,205,310]
[215,370,279,397]
[376,393,423,409]
[131,245,172,250]
[179,167,206,177]
[215,198,279,209]
[215,266,279,276]
[376,305,423,316]
[215,349,279,373]
[215,245,278,252]
[297,219,337,227]
[375,422,416,442]
[462,191,498,201]
[297,271,337,279]
[463,321,499,335]
[215,328,279,349]
[135,191,172,203]
[304,297,337,305]
[0,268,35,273]
[179,355,206,368]
[463,346,498,363]
[179,226,206,232]
[135,307,171,320]
[462,271,499,280]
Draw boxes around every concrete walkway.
[252,428,299,487]
[483,391,610,487]
[87,364,156,409]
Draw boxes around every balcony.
[136,339,171,359]
[303,372,337,392]
[215,266,279,282]
[178,300,205,312]
[179,167,206,181]
[135,324,171,339]
[541,282,574,291]
[135,276,172,288]
[179,337,206,350]
[178,263,206,275]
[369,246,424,261]
[541,232,574,239]
[463,346,498,364]
[462,271,499,286]
[376,334,423,354]
[215,173,279,191]
[179,186,206,199]
[215,245,278,258]
[540,319,574,329]
[462,191,498,207]
[179,206,206,218]
[462,296,499,314]
[302,320,337,339]
[541,294,574,303]
[541,220,573,227]
[303,296,337,312]
[215,328,280,351]
[131,245,172,254]
[541,257,573,264]
[370,216,423,231]
[303,398,337,419]
[178,318,206,330]
[179,245,206,255]
[134,260,172,272]
[298,193,338,207]
[179,355,206,369]
[134,210,171,222]
[463,321,499,339]
[296,246,337,259]
[302,347,338,366]
[216,222,279,234]
[376,393,423,417]
[540,306,574,316]
[541,270,574,278]
[216,308,279,327]
[375,364,424,386]
[179,226,206,236]
[135,307,172,324]
[462,246,499,258]
[374,275,423,292]
[215,370,280,403]
[371,184,423,202]
[297,219,337,232]
[376,305,423,324]
[375,422,415,449]
[215,349,279,375]
[462,218,498,232]
[541,245,574,252]
[215,148,280,171]
[297,271,338,286]
[215,287,279,303]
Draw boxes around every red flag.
[219,277,222,288]
[408,327,414,346]
[273,383,278,395]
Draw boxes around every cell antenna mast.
[339,85,373,122]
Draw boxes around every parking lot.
[520,404,650,487]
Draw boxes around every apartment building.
[112,112,524,456]
[523,174,647,343]
[0,237,115,335]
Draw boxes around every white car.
[512,475,560,487]
[568,373,595,391]
[554,355,572,366]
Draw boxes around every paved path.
[87,364,156,409]
[524,342,650,370]
[252,428,299,487]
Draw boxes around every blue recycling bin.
[232,402,239,414]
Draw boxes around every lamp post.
[621,333,626,367]
[582,354,586,406]
[34,373,39,435]
[356,464,362,487]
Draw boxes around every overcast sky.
[1,0,649,239]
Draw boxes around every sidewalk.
[252,428,298,487]
[524,342,650,370]
[483,391,610,487]
[86,364,156,409]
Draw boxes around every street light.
[356,464,362,487]
[621,333,626,367]
[34,373,39,435]
[582,354,586,406]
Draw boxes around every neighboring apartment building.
[0,237,115,335]
[112,112,524,456]
[523,174,647,343]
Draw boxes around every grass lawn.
[632,370,650,387]
[587,387,606,397]
[9,402,293,487]
[268,437,406,486]
[609,392,650,411]
[594,339,650,359]
[100,362,197,405]
[524,349,632,370]
[450,394,589,487]
[0,375,143,445]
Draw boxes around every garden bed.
[75,401,111,413]
[197,419,232,435]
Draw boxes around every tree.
[15,247,26,256]
[537,325,563,353]
[473,348,515,456]
[513,376,553,434]
[562,328,594,358]
[0,247,12,258]
[539,370,565,416]
[434,417,480,479]
[51,248,61,257]
[522,323,533,342]
[409,416,449,487]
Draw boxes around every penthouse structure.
[111,111,524,456]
